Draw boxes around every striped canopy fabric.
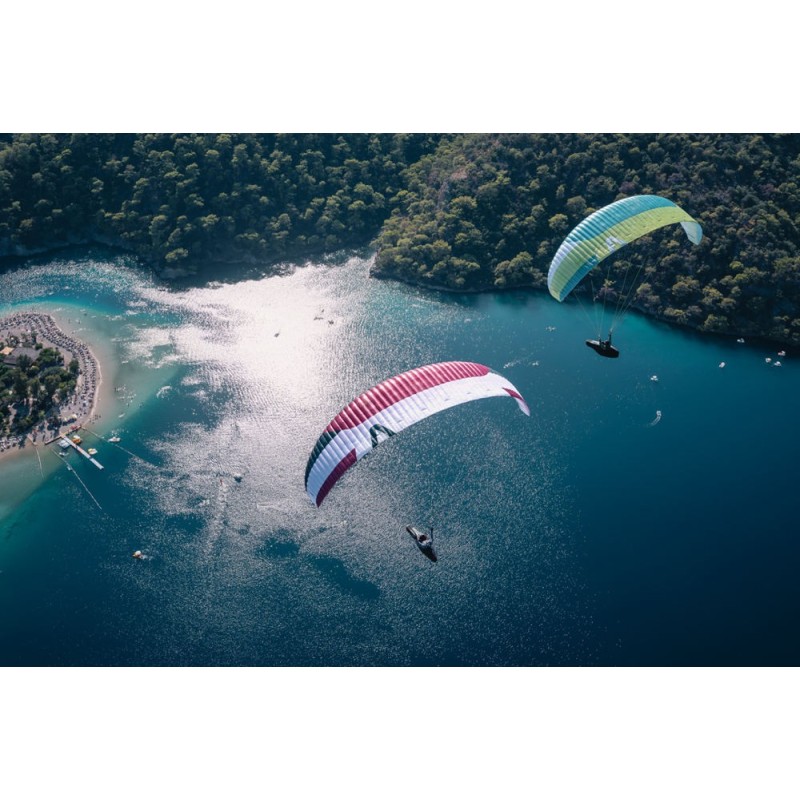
[547,195,703,302]
[305,361,529,507]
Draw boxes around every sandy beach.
[0,310,116,467]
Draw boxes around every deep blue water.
[1,250,798,665]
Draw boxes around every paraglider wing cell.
[304,361,529,507]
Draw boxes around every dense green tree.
[374,133,800,345]
[2,133,800,343]
[0,347,79,434]
[0,133,444,273]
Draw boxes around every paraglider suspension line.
[573,270,605,340]
[609,258,649,334]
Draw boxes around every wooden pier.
[53,429,105,470]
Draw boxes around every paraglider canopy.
[546,195,702,352]
[304,361,529,507]
[547,194,702,303]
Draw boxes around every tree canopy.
[0,345,75,434]
[2,132,800,343]
[374,134,800,344]
[0,133,442,274]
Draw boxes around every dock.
[57,435,105,470]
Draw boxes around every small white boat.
[650,375,659,382]
[737,338,745,344]
[87,448,98,456]
[774,361,782,367]
[778,350,786,357]
[719,362,726,368]
[765,357,772,363]
[108,436,121,443]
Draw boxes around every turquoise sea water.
[0,249,798,665]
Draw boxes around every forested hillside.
[374,133,800,344]
[2,133,799,343]
[0,133,442,274]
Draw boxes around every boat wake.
[504,357,540,369]
[648,410,662,427]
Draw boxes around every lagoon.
[0,250,798,665]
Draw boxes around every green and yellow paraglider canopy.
[547,194,702,303]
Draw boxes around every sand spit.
[0,311,104,463]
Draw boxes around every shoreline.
[369,268,797,351]
[0,311,115,467]
[3,242,793,348]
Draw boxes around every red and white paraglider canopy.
[304,361,529,507]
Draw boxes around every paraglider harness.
[406,525,438,562]
[585,332,620,358]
